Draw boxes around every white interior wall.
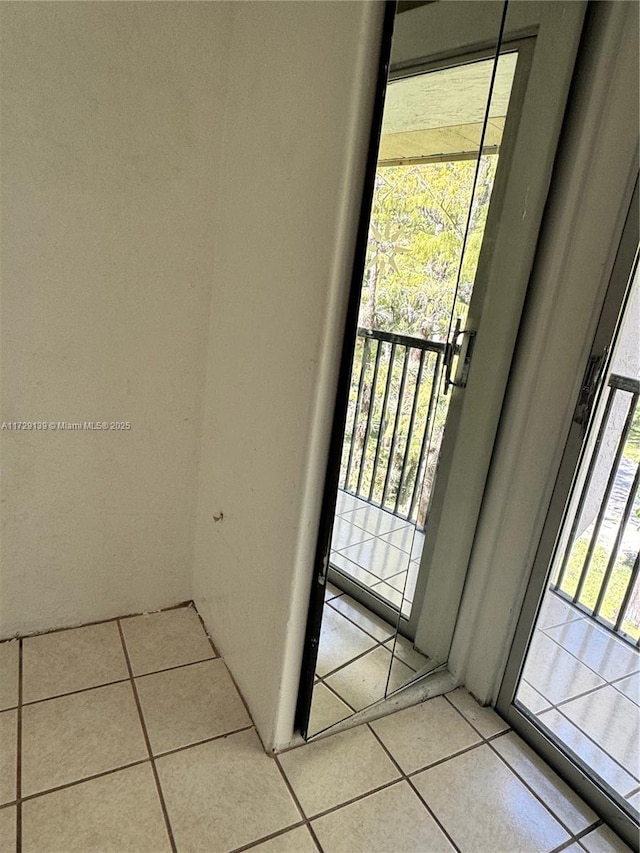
[449,0,639,704]
[1,0,384,749]
[192,2,384,751]
[0,3,234,636]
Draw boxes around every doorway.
[297,0,587,740]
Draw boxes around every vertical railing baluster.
[593,436,640,621]
[344,337,371,492]
[574,390,638,608]
[382,346,410,510]
[553,386,616,592]
[409,351,443,525]
[369,343,395,504]
[356,340,383,496]
[615,551,640,636]
[394,349,426,516]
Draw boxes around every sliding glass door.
[498,181,639,849]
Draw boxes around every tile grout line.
[16,724,261,808]
[17,655,220,711]
[301,777,407,825]
[0,600,194,645]
[227,819,309,853]
[484,730,598,842]
[325,597,396,644]
[19,759,151,804]
[154,725,254,760]
[365,722,463,853]
[16,638,23,853]
[193,608,220,658]
[537,623,639,686]
[541,700,639,785]
[116,620,177,853]
[442,693,601,842]
[442,691,510,742]
[271,757,324,853]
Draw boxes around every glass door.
[297,0,587,740]
[498,180,639,848]
[329,49,520,632]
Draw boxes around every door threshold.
[307,663,457,743]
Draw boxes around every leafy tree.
[342,156,498,526]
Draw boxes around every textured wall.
[191,2,383,749]
[0,3,233,635]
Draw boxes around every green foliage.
[341,157,499,523]
[625,399,640,464]
[558,537,639,640]
[342,157,498,524]
[359,157,497,339]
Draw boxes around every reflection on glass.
[515,266,640,817]
[308,52,518,738]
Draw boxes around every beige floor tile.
[522,632,605,705]
[385,635,430,672]
[157,728,300,852]
[315,608,377,678]
[22,682,147,796]
[22,763,170,853]
[492,732,597,833]
[614,672,639,705]
[0,711,17,805]
[312,781,453,853]
[328,595,395,642]
[0,806,15,853]
[330,517,374,552]
[544,618,640,682]
[516,679,552,714]
[626,789,640,811]
[346,505,408,537]
[324,582,342,601]
[537,708,636,796]
[135,659,251,754]
[371,696,481,774]
[580,825,633,853]
[412,743,570,853]
[445,687,509,737]
[120,607,214,676]
[536,593,584,630]
[379,525,423,555]
[339,538,411,580]
[558,686,640,778]
[330,553,381,590]
[278,724,399,817]
[248,826,317,852]
[0,642,19,712]
[324,646,413,712]
[369,580,404,608]
[308,683,353,737]
[22,622,129,703]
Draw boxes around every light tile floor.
[331,492,640,818]
[0,603,634,853]
[517,590,640,812]
[330,490,424,617]
[309,584,431,735]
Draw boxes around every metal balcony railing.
[552,373,640,646]
[340,327,446,528]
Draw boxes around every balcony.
[329,336,640,810]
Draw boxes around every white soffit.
[379,53,518,165]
